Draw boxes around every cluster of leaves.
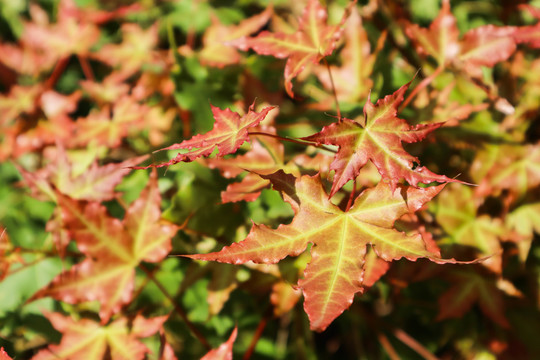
[1,0,540,358]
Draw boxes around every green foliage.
[1,0,540,359]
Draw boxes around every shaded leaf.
[207,263,238,316]
[71,96,149,148]
[404,0,516,76]
[17,146,148,202]
[472,143,540,199]
[432,183,504,273]
[313,6,380,106]
[199,6,272,67]
[92,23,159,78]
[0,227,23,281]
[437,268,509,327]
[505,202,540,262]
[271,280,302,317]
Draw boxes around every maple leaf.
[514,5,540,48]
[199,7,272,68]
[207,127,328,203]
[437,267,510,327]
[362,248,391,288]
[92,23,160,79]
[71,96,149,148]
[404,0,517,76]
[32,312,168,360]
[271,281,302,317]
[432,183,504,273]
[233,0,352,97]
[207,263,238,316]
[33,170,178,323]
[140,103,275,168]
[303,82,458,197]
[16,145,148,203]
[471,143,540,199]
[200,327,237,360]
[187,174,446,331]
[80,74,130,104]
[504,202,540,262]
[22,0,100,60]
[0,41,55,76]
[0,348,12,360]
[413,81,489,126]
[313,6,381,106]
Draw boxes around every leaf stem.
[248,131,337,153]
[322,57,341,121]
[77,55,95,82]
[400,66,443,110]
[45,57,70,90]
[242,305,273,360]
[378,332,400,360]
[138,263,211,350]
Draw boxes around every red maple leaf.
[303,82,459,197]
[404,0,517,76]
[33,170,178,323]
[437,267,510,328]
[313,6,382,107]
[32,312,168,360]
[0,348,12,360]
[187,174,448,331]
[514,5,540,48]
[233,0,352,97]
[199,7,272,68]
[139,103,275,168]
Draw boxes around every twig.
[378,332,400,360]
[243,306,273,360]
[393,328,439,360]
[45,57,70,90]
[248,131,337,153]
[323,57,341,121]
[77,55,95,81]
[138,263,211,350]
[400,66,443,110]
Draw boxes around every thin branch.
[45,57,70,90]
[243,305,273,360]
[77,55,95,82]
[138,263,211,350]
[322,57,341,121]
[393,328,440,360]
[400,66,443,110]
[378,332,400,360]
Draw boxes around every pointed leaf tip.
[185,175,444,331]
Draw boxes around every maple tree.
[1,0,540,359]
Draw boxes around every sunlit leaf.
[187,174,447,331]
[32,312,167,360]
